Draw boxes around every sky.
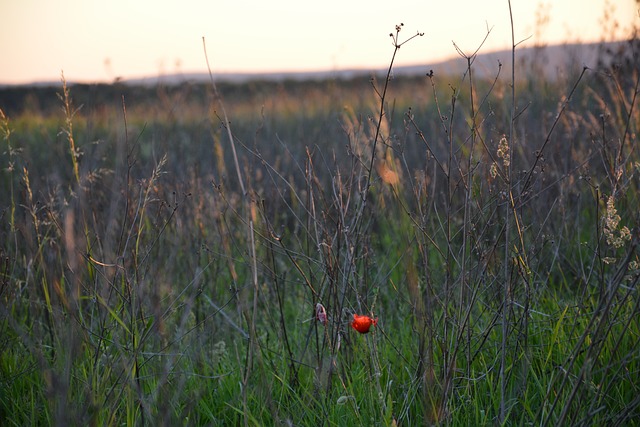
[1,0,638,85]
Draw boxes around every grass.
[1,13,640,426]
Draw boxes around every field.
[1,27,640,426]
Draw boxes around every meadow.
[1,24,639,426]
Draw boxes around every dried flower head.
[490,162,498,179]
[603,195,631,249]
[497,136,510,169]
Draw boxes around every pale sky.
[1,0,637,85]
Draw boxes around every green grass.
[1,22,640,425]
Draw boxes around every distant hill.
[406,41,628,81]
[116,40,626,86]
[0,40,628,89]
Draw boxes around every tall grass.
[1,11,640,426]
